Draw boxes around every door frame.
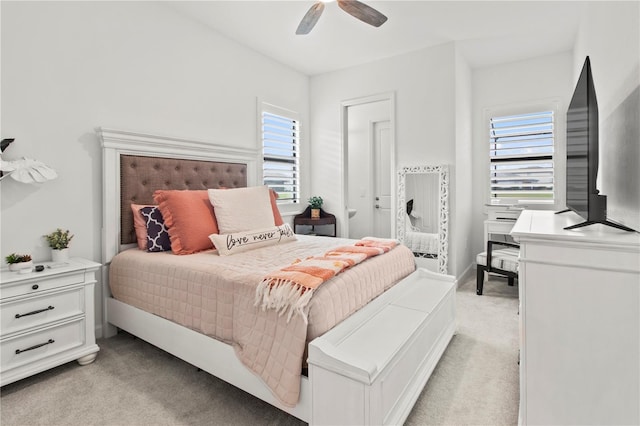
[340,92,396,239]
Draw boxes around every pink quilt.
[109,235,416,406]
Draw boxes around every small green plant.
[5,253,32,264]
[44,228,74,250]
[308,196,323,209]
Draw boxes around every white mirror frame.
[397,164,449,274]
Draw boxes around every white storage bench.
[308,268,457,425]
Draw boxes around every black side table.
[293,207,336,237]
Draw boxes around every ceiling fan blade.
[337,0,388,27]
[296,2,325,35]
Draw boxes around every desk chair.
[476,240,519,295]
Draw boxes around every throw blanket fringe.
[255,237,397,323]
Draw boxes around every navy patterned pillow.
[140,206,171,252]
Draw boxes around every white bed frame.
[98,127,457,425]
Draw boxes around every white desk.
[483,204,523,250]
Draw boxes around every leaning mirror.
[397,165,449,274]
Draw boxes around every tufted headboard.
[99,127,258,264]
[119,154,247,245]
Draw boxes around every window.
[261,105,299,204]
[489,111,555,203]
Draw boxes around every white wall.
[470,52,574,256]
[1,1,309,333]
[453,50,473,280]
[574,1,640,231]
[310,43,472,276]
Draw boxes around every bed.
[98,127,457,424]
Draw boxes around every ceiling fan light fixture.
[296,2,325,35]
[337,0,387,28]
[296,0,387,35]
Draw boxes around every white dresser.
[0,258,101,386]
[512,210,639,425]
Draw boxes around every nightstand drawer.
[1,319,85,373]
[0,272,85,300]
[1,287,85,337]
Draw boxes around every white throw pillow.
[209,224,297,256]
[208,186,275,234]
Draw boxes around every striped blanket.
[255,237,397,323]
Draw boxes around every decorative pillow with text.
[209,223,296,256]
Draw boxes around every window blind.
[262,110,299,204]
[489,111,554,202]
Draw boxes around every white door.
[345,96,394,240]
[373,120,391,237]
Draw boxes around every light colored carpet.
[0,274,519,425]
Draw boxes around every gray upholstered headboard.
[119,155,247,245]
[99,127,258,264]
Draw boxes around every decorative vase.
[311,208,320,219]
[9,260,33,273]
[51,248,69,262]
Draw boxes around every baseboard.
[456,263,474,287]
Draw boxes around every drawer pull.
[15,305,55,319]
[32,284,39,290]
[15,339,55,355]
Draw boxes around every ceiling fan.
[296,0,388,35]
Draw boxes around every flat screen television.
[560,56,635,231]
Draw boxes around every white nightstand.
[0,257,101,386]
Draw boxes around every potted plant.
[308,196,323,219]
[44,228,73,262]
[5,253,33,273]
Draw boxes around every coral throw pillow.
[131,203,155,250]
[269,189,284,226]
[153,190,218,255]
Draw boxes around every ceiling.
[165,1,585,76]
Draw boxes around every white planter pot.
[51,248,69,263]
[9,260,33,273]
